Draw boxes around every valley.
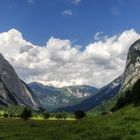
[0,105,140,140]
[0,1,140,139]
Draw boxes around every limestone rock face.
[112,39,140,110]
[0,53,41,110]
[121,39,140,92]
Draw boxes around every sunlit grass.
[0,105,140,140]
[31,117,76,120]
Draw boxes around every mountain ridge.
[0,53,41,110]
[54,75,123,112]
[28,82,97,110]
[113,39,140,110]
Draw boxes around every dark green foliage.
[0,105,25,117]
[43,112,50,119]
[132,79,140,106]
[55,113,63,119]
[114,79,140,111]
[55,112,68,119]
[3,113,8,118]
[9,113,13,118]
[112,89,133,111]
[74,110,86,119]
[50,112,55,118]
[61,112,68,119]
[21,107,32,120]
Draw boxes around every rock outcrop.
[121,39,140,92]
[0,53,41,110]
[113,39,140,110]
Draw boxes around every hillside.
[0,54,41,110]
[113,39,140,110]
[55,75,122,112]
[28,82,97,110]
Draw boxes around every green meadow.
[0,105,140,140]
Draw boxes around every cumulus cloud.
[0,29,139,88]
[62,9,73,16]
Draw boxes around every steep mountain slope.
[28,82,97,110]
[55,75,122,112]
[121,39,140,92]
[0,54,41,110]
[114,39,140,109]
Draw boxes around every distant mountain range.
[28,82,97,110]
[54,75,122,112]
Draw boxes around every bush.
[62,112,67,119]
[43,112,50,119]
[50,113,55,118]
[3,113,8,118]
[9,113,14,118]
[21,107,32,120]
[55,113,63,119]
[74,110,86,120]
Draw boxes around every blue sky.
[0,0,140,46]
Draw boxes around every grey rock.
[121,39,140,92]
[0,53,41,110]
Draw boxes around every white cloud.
[94,32,103,41]
[71,0,81,5]
[62,9,73,16]
[0,29,139,88]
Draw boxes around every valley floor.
[0,105,140,140]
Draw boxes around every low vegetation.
[0,105,140,139]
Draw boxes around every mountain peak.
[121,39,140,92]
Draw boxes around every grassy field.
[0,105,140,140]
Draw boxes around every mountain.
[55,75,122,112]
[113,39,140,110]
[55,39,140,112]
[0,54,41,110]
[28,82,97,110]
[121,39,140,92]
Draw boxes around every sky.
[0,0,140,88]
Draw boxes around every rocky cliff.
[121,39,140,92]
[113,39,140,110]
[0,53,41,110]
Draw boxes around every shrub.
[21,107,32,120]
[61,112,67,119]
[74,110,86,120]
[9,113,14,118]
[3,113,8,118]
[55,113,63,119]
[43,112,50,119]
